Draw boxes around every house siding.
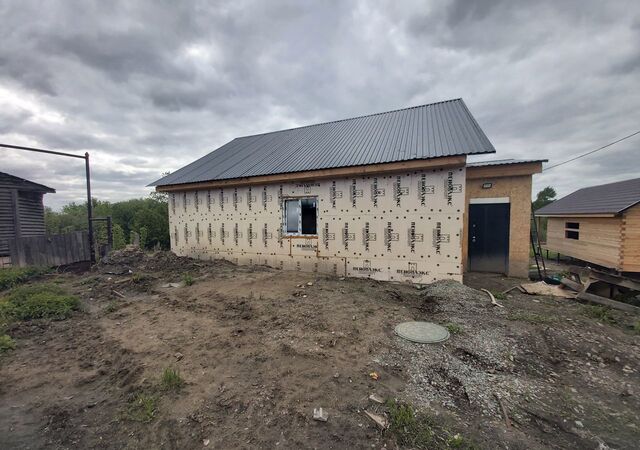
[168,166,466,283]
[621,204,640,272]
[546,216,622,269]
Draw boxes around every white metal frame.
[282,196,318,236]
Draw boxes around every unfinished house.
[152,99,543,282]
[536,177,640,273]
[0,172,55,266]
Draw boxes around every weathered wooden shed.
[0,172,55,258]
[536,177,640,273]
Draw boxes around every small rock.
[307,282,313,286]
[333,372,340,379]
[175,352,184,361]
[575,420,584,428]
[313,407,328,422]
[203,438,210,446]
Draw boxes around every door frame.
[468,197,511,274]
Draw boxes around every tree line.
[45,193,169,250]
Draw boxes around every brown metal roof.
[535,177,640,216]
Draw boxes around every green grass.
[0,334,16,353]
[444,322,462,335]
[506,312,555,324]
[491,290,506,301]
[182,273,194,286]
[123,393,158,423]
[160,367,184,391]
[0,267,50,291]
[385,399,477,449]
[634,320,640,335]
[104,301,119,313]
[0,284,79,324]
[583,305,616,324]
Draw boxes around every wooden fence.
[4,231,90,267]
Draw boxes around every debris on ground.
[1,254,638,449]
[313,407,328,422]
[480,288,504,307]
[364,410,388,429]
[520,281,576,298]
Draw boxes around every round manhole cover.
[394,321,450,344]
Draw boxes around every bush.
[160,367,185,391]
[123,393,158,423]
[182,273,194,286]
[583,305,616,324]
[385,399,477,449]
[0,267,50,291]
[444,322,462,335]
[0,284,79,323]
[0,334,16,353]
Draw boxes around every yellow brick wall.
[463,173,533,278]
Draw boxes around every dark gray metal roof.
[536,177,640,216]
[0,172,55,193]
[467,158,547,167]
[151,98,495,187]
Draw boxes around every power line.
[543,130,640,172]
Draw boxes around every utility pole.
[1,143,96,264]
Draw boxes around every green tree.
[44,196,170,250]
[532,186,556,243]
[532,186,556,211]
[138,226,149,249]
[112,224,126,250]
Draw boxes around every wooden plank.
[577,291,640,314]
[5,231,91,267]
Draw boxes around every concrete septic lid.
[395,321,450,344]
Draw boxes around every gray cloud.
[1,0,639,210]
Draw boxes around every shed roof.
[0,172,55,193]
[467,158,547,168]
[151,98,495,187]
[536,177,640,216]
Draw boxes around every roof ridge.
[236,98,464,139]
[574,176,640,192]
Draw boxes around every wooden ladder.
[530,211,547,280]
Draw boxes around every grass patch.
[385,399,477,449]
[444,322,462,335]
[160,367,184,391]
[0,334,16,353]
[491,290,506,301]
[182,273,194,286]
[634,320,640,335]
[104,301,119,313]
[0,267,50,291]
[507,312,555,324]
[122,393,158,423]
[583,305,616,324]
[0,284,79,324]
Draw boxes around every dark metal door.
[468,203,510,273]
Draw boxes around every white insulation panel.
[168,166,466,283]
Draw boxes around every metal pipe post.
[85,152,95,264]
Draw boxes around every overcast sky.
[1,0,639,210]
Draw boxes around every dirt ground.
[1,249,639,449]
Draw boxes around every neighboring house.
[151,99,543,282]
[0,172,55,258]
[536,177,640,273]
